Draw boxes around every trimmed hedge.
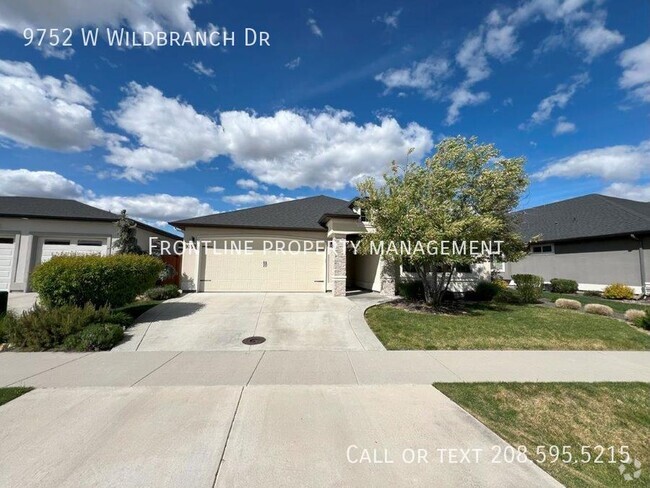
[511,274,544,303]
[602,283,634,300]
[550,278,578,294]
[555,298,581,310]
[584,303,614,317]
[31,254,164,308]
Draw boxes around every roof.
[0,196,179,240]
[514,194,650,243]
[170,195,358,231]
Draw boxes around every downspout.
[631,234,647,298]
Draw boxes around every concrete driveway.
[114,292,388,351]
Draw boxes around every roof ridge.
[596,194,650,225]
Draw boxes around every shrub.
[493,288,523,304]
[4,304,112,350]
[144,284,181,301]
[105,311,134,328]
[63,323,124,351]
[555,298,582,310]
[550,278,578,294]
[632,311,650,330]
[583,290,602,297]
[624,309,647,322]
[31,254,164,308]
[602,283,634,300]
[511,274,544,303]
[584,303,614,317]
[493,279,510,290]
[466,281,501,301]
[0,313,11,343]
[398,281,424,300]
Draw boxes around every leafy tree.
[356,136,528,306]
[113,210,143,255]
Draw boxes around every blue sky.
[0,0,648,231]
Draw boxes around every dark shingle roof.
[170,195,358,230]
[0,196,179,239]
[514,194,650,243]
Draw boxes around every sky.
[0,0,648,233]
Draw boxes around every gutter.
[631,234,647,298]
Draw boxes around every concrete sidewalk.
[2,350,649,387]
[0,385,561,488]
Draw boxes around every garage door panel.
[0,240,15,291]
[202,241,326,292]
[40,238,108,263]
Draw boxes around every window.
[0,237,14,244]
[531,244,554,254]
[77,240,103,247]
[44,239,71,246]
[352,207,369,222]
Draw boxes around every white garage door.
[39,237,108,263]
[0,237,15,291]
[201,239,326,292]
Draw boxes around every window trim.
[531,243,554,254]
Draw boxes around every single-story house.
[170,195,489,296]
[0,196,178,292]
[503,194,649,296]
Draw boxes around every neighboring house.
[0,197,178,292]
[170,195,488,296]
[503,194,650,296]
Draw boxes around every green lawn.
[365,302,650,350]
[435,383,650,487]
[0,387,32,407]
[542,292,649,314]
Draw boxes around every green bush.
[493,288,523,304]
[31,254,164,308]
[144,284,180,301]
[583,290,602,297]
[511,274,544,303]
[632,311,650,330]
[550,278,578,294]
[398,281,424,300]
[466,281,501,301]
[63,323,124,351]
[105,311,134,328]
[602,283,634,300]
[0,314,9,343]
[3,304,113,350]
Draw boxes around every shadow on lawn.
[393,299,519,317]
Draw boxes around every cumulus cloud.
[222,191,294,206]
[285,57,301,70]
[618,38,650,103]
[373,9,403,29]
[0,0,197,34]
[553,117,577,135]
[603,182,650,202]
[0,169,84,198]
[520,73,589,129]
[532,140,650,181]
[575,19,624,60]
[0,59,104,151]
[106,82,224,181]
[375,57,450,97]
[188,61,214,78]
[104,83,434,189]
[307,18,323,37]
[236,179,262,190]
[206,185,225,193]
[445,88,490,126]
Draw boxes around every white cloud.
[375,57,450,97]
[553,117,577,135]
[206,185,225,193]
[188,61,214,77]
[285,57,301,70]
[520,72,589,129]
[373,9,403,29]
[0,169,84,198]
[236,179,261,190]
[86,194,214,223]
[533,140,650,181]
[218,109,433,190]
[106,82,224,181]
[222,191,294,206]
[575,18,624,60]
[445,87,490,125]
[603,182,650,202]
[105,83,434,189]
[307,18,323,37]
[618,38,650,103]
[0,59,104,151]
[0,0,197,34]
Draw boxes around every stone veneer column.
[380,260,397,296]
[331,236,347,297]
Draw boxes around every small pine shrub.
[602,283,634,300]
[584,303,614,317]
[144,284,181,301]
[106,311,134,328]
[555,298,582,310]
[511,274,544,303]
[550,278,579,294]
[63,323,124,351]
